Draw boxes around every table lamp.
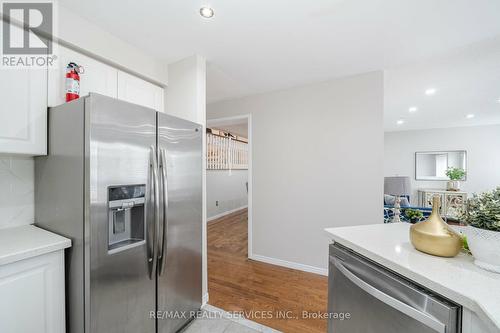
[384,176,411,223]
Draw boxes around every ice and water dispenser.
[107,185,146,254]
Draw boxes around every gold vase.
[410,195,462,257]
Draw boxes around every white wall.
[165,55,206,124]
[384,124,500,204]
[0,157,33,229]
[207,170,248,220]
[164,55,208,302]
[207,71,385,272]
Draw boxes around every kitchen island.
[325,223,500,333]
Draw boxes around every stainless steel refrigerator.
[35,93,202,333]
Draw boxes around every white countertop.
[325,223,500,331]
[0,225,71,266]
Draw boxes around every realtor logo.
[2,2,53,54]
[1,1,56,68]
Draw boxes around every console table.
[418,189,468,220]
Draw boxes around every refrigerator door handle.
[158,148,168,276]
[147,146,160,279]
[333,259,446,333]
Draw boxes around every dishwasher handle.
[334,259,446,333]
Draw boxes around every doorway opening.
[206,115,251,234]
[204,114,327,333]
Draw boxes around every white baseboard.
[202,292,209,306]
[249,254,328,276]
[201,304,281,333]
[207,205,248,222]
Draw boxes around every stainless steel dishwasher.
[328,243,461,333]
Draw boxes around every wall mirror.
[415,151,467,181]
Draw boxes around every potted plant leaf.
[445,167,466,191]
[460,187,500,273]
[404,209,424,224]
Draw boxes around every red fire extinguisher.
[65,62,84,102]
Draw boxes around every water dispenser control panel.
[107,185,146,254]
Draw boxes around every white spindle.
[207,134,210,169]
[217,136,221,169]
[209,134,212,169]
[229,138,233,170]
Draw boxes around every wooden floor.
[207,209,328,333]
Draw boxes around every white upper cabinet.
[117,70,164,112]
[48,45,118,107]
[0,66,48,155]
[49,46,164,111]
[2,42,163,156]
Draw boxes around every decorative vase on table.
[410,195,462,257]
[447,180,460,192]
[445,167,466,191]
[460,187,500,273]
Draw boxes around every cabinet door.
[48,45,118,106]
[0,251,65,333]
[445,193,467,219]
[423,192,444,212]
[117,70,164,112]
[0,67,47,155]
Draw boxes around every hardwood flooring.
[207,209,328,333]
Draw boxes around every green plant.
[445,167,466,181]
[460,187,500,232]
[462,235,470,254]
[405,209,424,221]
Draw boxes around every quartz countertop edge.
[0,224,71,266]
[324,223,500,331]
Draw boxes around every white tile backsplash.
[0,156,34,229]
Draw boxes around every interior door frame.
[206,114,253,258]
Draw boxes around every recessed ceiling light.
[425,88,437,96]
[408,106,418,113]
[497,97,500,103]
[396,120,405,125]
[199,6,215,18]
[466,114,475,119]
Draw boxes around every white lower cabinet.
[117,70,164,112]
[48,45,118,106]
[0,67,48,155]
[0,250,66,333]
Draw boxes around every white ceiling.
[384,38,500,132]
[59,0,500,104]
